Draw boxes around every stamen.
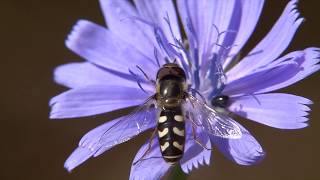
[163,12,178,47]
[164,12,191,71]
[207,57,227,99]
[136,65,156,84]
[191,48,200,90]
[240,94,262,105]
[153,48,161,68]
[136,65,149,81]
[186,18,198,46]
[137,82,148,94]
[168,41,192,76]
[128,68,148,94]
[124,16,179,60]
[154,27,189,69]
[127,14,193,82]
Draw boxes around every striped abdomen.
[157,107,185,165]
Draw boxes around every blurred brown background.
[1,0,319,180]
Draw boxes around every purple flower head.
[50,0,319,179]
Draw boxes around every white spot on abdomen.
[173,141,184,151]
[173,127,184,137]
[163,155,182,159]
[158,128,169,138]
[174,115,183,122]
[158,116,167,123]
[160,142,169,151]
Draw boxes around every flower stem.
[168,165,188,180]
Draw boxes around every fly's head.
[156,63,187,107]
[156,63,186,83]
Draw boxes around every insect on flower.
[50,0,319,179]
[107,62,241,166]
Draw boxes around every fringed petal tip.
[65,19,91,50]
[304,47,320,68]
[229,93,313,129]
[224,47,320,95]
[181,151,210,174]
[180,123,211,174]
[288,0,304,20]
[227,0,305,81]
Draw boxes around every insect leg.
[133,156,164,165]
[133,128,157,166]
[191,124,212,150]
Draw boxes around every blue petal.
[228,93,312,129]
[177,0,264,73]
[130,138,171,180]
[54,62,153,90]
[66,20,158,76]
[227,0,304,81]
[98,0,157,60]
[222,0,265,69]
[64,146,94,172]
[261,48,320,92]
[49,85,151,119]
[65,112,156,172]
[211,121,265,165]
[177,0,235,61]
[223,48,320,95]
[180,122,211,173]
[133,0,181,46]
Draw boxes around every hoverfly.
[97,63,242,165]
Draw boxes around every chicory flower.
[50,0,319,179]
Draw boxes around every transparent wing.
[97,96,158,151]
[183,94,242,139]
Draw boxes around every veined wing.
[96,96,158,154]
[183,94,242,139]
